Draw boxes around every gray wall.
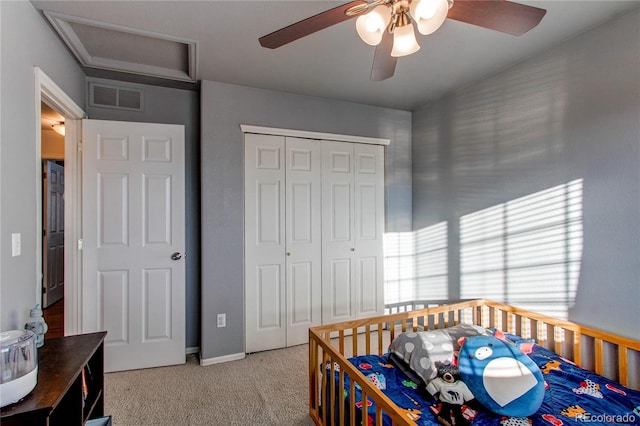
[1,2,86,330]
[412,9,640,339]
[85,78,201,348]
[200,81,412,359]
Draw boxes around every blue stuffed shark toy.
[458,335,544,417]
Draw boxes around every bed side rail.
[311,299,487,358]
[309,328,415,426]
[476,300,640,390]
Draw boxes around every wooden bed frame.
[308,299,640,426]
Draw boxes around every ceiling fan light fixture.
[258,0,546,81]
[390,20,420,57]
[356,5,392,46]
[410,0,450,35]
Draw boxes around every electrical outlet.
[217,313,226,328]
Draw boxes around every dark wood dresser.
[1,332,107,425]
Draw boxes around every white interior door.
[43,160,65,308]
[285,137,322,346]
[354,144,385,318]
[321,141,356,324]
[82,119,186,372]
[245,133,286,352]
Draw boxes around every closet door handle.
[286,252,291,256]
[351,248,355,251]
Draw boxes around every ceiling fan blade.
[259,1,367,49]
[447,0,546,36]
[370,30,397,81]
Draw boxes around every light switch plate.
[12,233,21,257]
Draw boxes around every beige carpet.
[104,345,315,426]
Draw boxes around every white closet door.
[321,141,356,324]
[285,137,322,346]
[246,133,385,351]
[354,144,385,318]
[245,134,286,352]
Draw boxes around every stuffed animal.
[426,362,475,426]
[458,335,544,417]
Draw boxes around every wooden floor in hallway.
[43,299,64,339]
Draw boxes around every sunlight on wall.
[384,231,415,305]
[384,180,583,320]
[460,179,584,319]
[383,222,448,306]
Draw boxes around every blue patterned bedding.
[328,341,640,425]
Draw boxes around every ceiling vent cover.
[89,82,144,111]
[43,11,198,83]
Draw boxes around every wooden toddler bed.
[308,299,640,426]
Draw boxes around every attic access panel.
[43,11,198,83]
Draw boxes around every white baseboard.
[186,346,199,355]
[200,352,245,366]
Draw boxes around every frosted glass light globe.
[356,5,391,46]
[391,23,420,57]
[410,0,449,35]
[414,0,438,20]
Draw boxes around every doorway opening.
[40,101,66,337]
[35,67,85,337]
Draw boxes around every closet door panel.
[357,256,378,314]
[289,261,313,324]
[290,182,312,242]
[329,258,353,319]
[257,264,283,329]
[354,144,385,318]
[245,134,286,352]
[330,183,353,241]
[322,141,356,324]
[285,137,321,346]
[257,182,282,244]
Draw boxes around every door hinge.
[77,141,82,152]
[42,229,47,237]
[42,171,47,179]
[78,239,83,251]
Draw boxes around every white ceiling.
[31,0,639,111]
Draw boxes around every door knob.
[171,252,183,260]
[286,252,291,256]
[351,248,355,251]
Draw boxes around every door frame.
[35,67,85,335]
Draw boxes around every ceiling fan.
[259,0,546,81]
